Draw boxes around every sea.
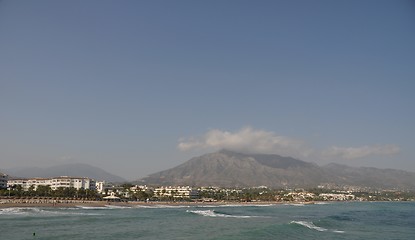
[1,202,414,239]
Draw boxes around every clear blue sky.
[1,0,414,180]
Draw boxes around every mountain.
[3,163,126,183]
[140,149,328,188]
[322,163,415,190]
[140,150,415,190]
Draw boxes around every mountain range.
[2,163,126,183]
[140,149,415,190]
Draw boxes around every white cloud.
[322,145,400,160]
[178,127,312,158]
[178,127,401,161]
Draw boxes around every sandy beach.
[0,198,109,208]
[0,197,287,208]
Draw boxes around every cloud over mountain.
[178,127,400,161]
[178,127,311,158]
[322,145,400,160]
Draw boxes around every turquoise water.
[1,202,414,239]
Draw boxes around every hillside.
[3,163,126,183]
[141,150,327,188]
[322,163,415,190]
[140,150,415,190]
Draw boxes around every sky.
[1,0,414,180]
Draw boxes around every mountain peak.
[216,149,312,169]
[141,150,324,188]
[217,149,248,157]
[141,150,415,190]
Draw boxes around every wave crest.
[187,209,253,218]
[290,221,344,233]
[290,221,328,232]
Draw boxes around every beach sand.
[0,198,286,208]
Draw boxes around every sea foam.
[0,207,101,216]
[76,205,131,209]
[104,205,132,209]
[134,204,190,209]
[290,221,328,232]
[290,220,345,233]
[187,209,254,218]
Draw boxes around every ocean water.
[1,202,414,239]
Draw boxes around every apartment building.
[7,176,97,191]
[95,181,106,194]
[0,172,8,189]
[154,186,199,199]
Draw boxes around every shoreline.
[0,199,293,209]
[0,200,411,209]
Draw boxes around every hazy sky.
[1,0,414,180]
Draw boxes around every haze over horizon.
[1,1,414,180]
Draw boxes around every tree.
[36,185,52,197]
[15,185,23,197]
[133,191,149,201]
[27,185,36,197]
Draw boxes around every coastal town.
[1,172,415,206]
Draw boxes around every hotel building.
[7,176,97,191]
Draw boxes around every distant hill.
[140,149,415,190]
[322,163,415,190]
[3,163,126,183]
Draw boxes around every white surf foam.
[290,221,328,232]
[75,205,131,209]
[0,207,30,215]
[290,220,346,233]
[134,204,189,209]
[76,206,108,210]
[196,204,276,208]
[104,205,132,209]
[0,207,101,216]
[249,204,276,207]
[285,203,306,207]
[0,207,51,216]
[187,209,254,218]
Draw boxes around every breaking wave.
[197,204,276,208]
[0,207,101,216]
[0,207,41,215]
[75,206,108,210]
[290,221,328,231]
[290,221,344,233]
[187,209,256,218]
[134,204,190,209]
[75,205,131,210]
[104,205,132,209]
[284,203,306,207]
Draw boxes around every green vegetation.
[2,184,414,203]
[0,185,100,200]
[197,187,415,202]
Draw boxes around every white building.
[154,186,198,199]
[319,193,355,201]
[0,172,8,189]
[95,181,106,194]
[130,185,148,193]
[50,176,96,191]
[7,176,97,191]
[8,178,52,191]
[285,191,316,201]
